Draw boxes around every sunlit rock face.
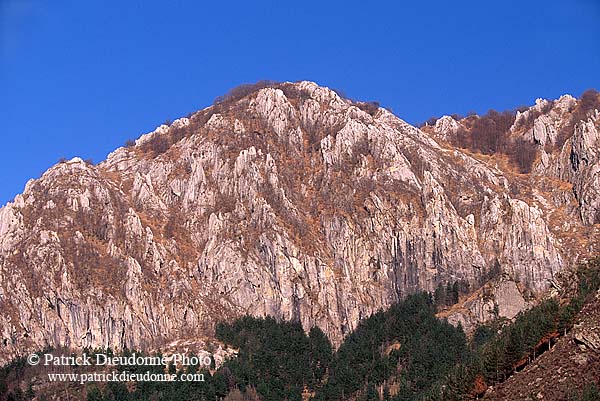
[0,81,598,364]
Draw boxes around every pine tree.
[505,326,524,370]
[451,281,459,305]
[434,283,446,309]
[364,383,379,401]
[25,383,34,401]
[308,326,333,384]
[86,386,103,401]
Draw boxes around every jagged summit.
[0,82,599,364]
[109,80,393,159]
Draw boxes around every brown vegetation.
[557,88,600,147]
[508,138,538,174]
[331,88,383,116]
[140,134,170,156]
[448,109,539,173]
[276,83,313,104]
[223,387,261,401]
[513,100,554,131]
[456,109,515,154]
[214,80,279,105]
[355,101,380,116]
[135,81,386,161]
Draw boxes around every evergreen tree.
[364,383,379,401]
[24,383,34,401]
[451,281,459,305]
[308,326,333,385]
[434,283,446,309]
[86,386,103,401]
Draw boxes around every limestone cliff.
[0,82,598,364]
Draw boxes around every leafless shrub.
[141,135,170,156]
[347,137,371,164]
[464,109,516,154]
[169,124,189,144]
[579,88,600,113]
[213,190,237,215]
[332,87,350,100]
[557,89,600,147]
[354,177,376,207]
[223,386,261,401]
[214,80,279,105]
[449,108,541,172]
[403,149,427,181]
[163,212,179,239]
[418,116,439,128]
[509,138,537,173]
[124,139,136,148]
[418,111,477,127]
[514,101,554,131]
[356,101,380,116]
[277,83,313,102]
[301,117,346,153]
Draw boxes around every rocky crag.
[0,81,598,364]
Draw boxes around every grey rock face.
[431,115,463,142]
[573,288,600,354]
[574,322,600,353]
[445,279,532,330]
[529,102,600,226]
[0,82,596,364]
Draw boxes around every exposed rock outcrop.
[0,82,597,364]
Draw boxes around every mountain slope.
[484,284,600,401]
[0,81,598,364]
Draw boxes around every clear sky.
[1,0,599,206]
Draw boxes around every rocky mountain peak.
[0,82,599,364]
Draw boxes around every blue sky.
[1,0,599,206]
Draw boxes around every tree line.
[2,259,599,401]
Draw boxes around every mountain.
[484,281,600,401]
[0,81,599,365]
